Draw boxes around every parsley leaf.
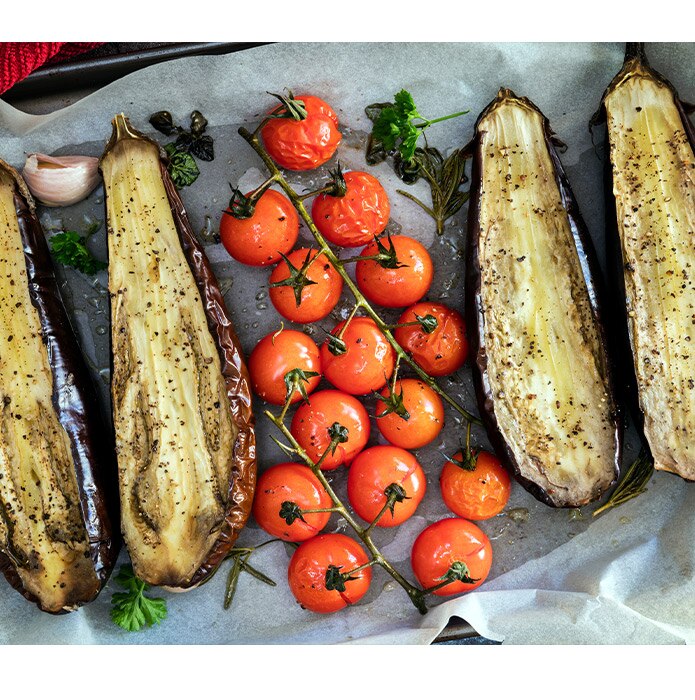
[49,230,107,275]
[110,564,168,632]
[164,143,200,188]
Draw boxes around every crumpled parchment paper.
[0,42,693,645]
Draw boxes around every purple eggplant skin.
[593,44,695,480]
[0,159,118,613]
[465,88,622,508]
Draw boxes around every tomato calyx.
[344,234,407,270]
[266,89,308,121]
[224,178,275,219]
[279,500,306,525]
[324,564,357,593]
[283,367,320,404]
[327,421,349,449]
[384,483,409,517]
[269,249,320,307]
[375,381,410,421]
[444,421,479,472]
[390,313,439,335]
[437,561,479,587]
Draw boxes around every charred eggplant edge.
[0,158,118,612]
[101,116,256,588]
[465,88,622,507]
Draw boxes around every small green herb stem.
[415,110,470,128]
[396,189,436,219]
[265,408,427,614]
[239,126,480,426]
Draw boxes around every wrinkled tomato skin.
[320,317,395,395]
[287,534,371,613]
[290,390,370,470]
[347,446,426,527]
[411,518,492,596]
[356,235,433,308]
[311,171,390,248]
[440,451,511,520]
[268,248,343,323]
[219,189,299,267]
[261,95,342,171]
[394,302,468,377]
[253,463,332,541]
[376,379,444,449]
[248,329,321,405]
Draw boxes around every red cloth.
[0,42,103,94]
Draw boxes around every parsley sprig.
[110,564,167,632]
[49,229,107,275]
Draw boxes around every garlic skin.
[22,153,100,207]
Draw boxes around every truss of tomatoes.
[224,92,511,615]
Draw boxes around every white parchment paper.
[0,42,693,645]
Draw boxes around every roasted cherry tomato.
[268,248,343,323]
[411,518,492,596]
[311,170,390,248]
[394,302,468,377]
[253,463,332,541]
[320,317,395,395]
[355,235,433,308]
[440,449,511,520]
[347,445,426,528]
[219,189,299,267]
[376,378,444,450]
[290,390,370,470]
[287,533,372,613]
[261,94,342,171]
[248,329,321,405]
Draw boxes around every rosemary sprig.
[593,449,654,517]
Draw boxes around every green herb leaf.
[165,143,200,188]
[593,449,654,517]
[50,230,107,276]
[110,564,167,632]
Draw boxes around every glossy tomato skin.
[394,302,468,377]
[311,171,390,247]
[347,445,426,527]
[290,390,370,470]
[376,379,444,450]
[411,518,492,596]
[269,248,343,323]
[287,533,371,613]
[219,189,299,267]
[355,235,433,308]
[320,317,395,395]
[440,450,511,520]
[261,95,342,171]
[253,463,331,541]
[248,329,321,405]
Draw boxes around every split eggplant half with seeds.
[595,44,695,480]
[466,89,621,507]
[0,159,117,613]
[100,115,255,588]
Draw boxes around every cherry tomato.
[411,518,492,596]
[219,189,299,267]
[320,317,395,395]
[376,378,444,450]
[248,329,321,405]
[290,390,370,471]
[440,450,511,520]
[261,94,342,171]
[394,302,468,377]
[268,248,343,323]
[311,171,390,248]
[253,463,331,541]
[287,533,371,613]
[355,235,433,308]
[347,446,426,528]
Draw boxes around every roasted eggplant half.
[100,115,256,588]
[466,89,621,507]
[595,45,695,481]
[0,159,117,613]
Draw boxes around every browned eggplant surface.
[466,89,620,507]
[600,47,695,480]
[100,115,255,588]
[0,160,116,613]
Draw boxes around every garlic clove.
[22,153,100,207]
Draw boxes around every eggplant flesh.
[603,56,695,480]
[468,90,619,507]
[0,163,115,612]
[101,116,255,588]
